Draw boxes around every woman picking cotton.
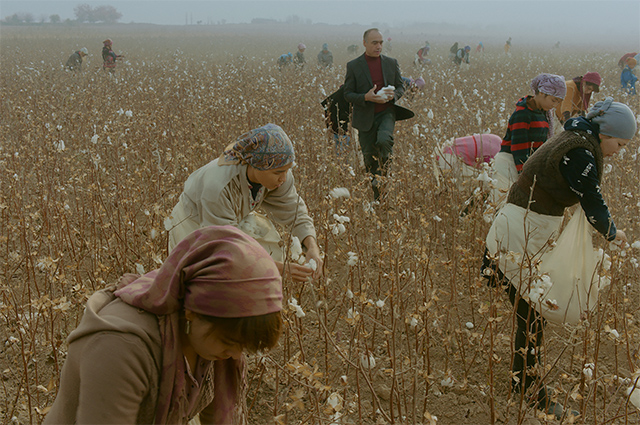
[167,123,323,283]
[44,225,283,424]
[483,98,636,419]
[556,72,601,124]
[490,73,566,207]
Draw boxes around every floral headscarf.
[530,73,566,99]
[218,123,295,170]
[115,225,282,424]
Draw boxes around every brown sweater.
[507,129,603,216]
[44,289,217,424]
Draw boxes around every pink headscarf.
[218,123,295,171]
[530,73,566,99]
[115,225,282,424]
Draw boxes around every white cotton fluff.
[527,274,553,304]
[331,223,346,235]
[378,85,395,101]
[583,363,594,379]
[333,214,351,223]
[440,376,454,387]
[427,109,434,119]
[632,241,640,250]
[376,299,385,308]
[91,134,99,144]
[465,322,474,329]
[307,258,317,271]
[290,236,303,261]
[288,297,305,318]
[433,215,442,222]
[360,353,376,369]
[410,317,418,328]
[53,140,65,151]
[329,188,351,199]
[125,110,133,117]
[347,252,358,266]
[135,263,145,275]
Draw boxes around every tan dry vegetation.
[1,24,640,424]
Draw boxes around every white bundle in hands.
[378,85,395,101]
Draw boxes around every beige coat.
[44,290,217,424]
[168,160,316,251]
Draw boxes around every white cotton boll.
[347,252,358,266]
[346,289,354,299]
[53,140,65,151]
[290,236,303,261]
[360,353,376,369]
[610,329,620,339]
[433,215,442,222]
[632,241,640,250]
[135,263,146,275]
[583,363,594,379]
[288,297,306,318]
[631,258,639,268]
[91,134,99,144]
[117,108,124,115]
[427,109,434,119]
[329,188,350,199]
[326,392,342,410]
[626,386,640,409]
[413,124,420,136]
[465,322,474,329]
[333,214,351,223]
[125,110,133,117]
[410,317,418,327]
[347,308,359,319]
[604,163,612,174]
[376,299,385,308]
[307,259,317,271]
[56,124,62,131]
[440,376,454,387]
[150,229,157,239]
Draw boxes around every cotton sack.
[524,207,607,324]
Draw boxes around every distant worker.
[277,52,293,70]
[453,45,471,67]
[621,58,638,95]
[65,47,88,72]
[102,39,123,73]
[415,41,431,65]
[476,42,484,53]
[294,43,306,68]
[317,43,333,68]
[556,72,601,123]
[449,42,459,61]
[321,85,351,155]
[618,52,638,69]
[504,37,512,55]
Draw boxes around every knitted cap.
[587,97,637,140]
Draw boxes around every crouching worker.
[483,98,636,419]
[166,123,323,283]
[44,225,283,424]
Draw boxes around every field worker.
[65,47,88,72]
[166,123,323,283]
[453,45,471,67]
[343,28,414,201]
[483,98,636,419]
[294,43,306,68]
[448,42,459,60]
[490,73,565,205]
[317,43,333,68]
[277,52,293,70]
[102,39,123,73]
[321,85,351,155]
[617,51,638,69]
[44,225,283,425]
[556,72,601,123]
[476,41,484,53]
[401,76,426,100]
[621,58,638,95]
[504,37,512,55]
[414,41,431,65]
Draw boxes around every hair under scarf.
[587,97,637,140]
[115,225,282,424]
[530,73,566,99]
[219,123,295,171]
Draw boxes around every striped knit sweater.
[500,96,550,172]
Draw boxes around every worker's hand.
[302,236,324,279]
[365,85,388,104]
[613,229,628,245]
[275,261,314,283]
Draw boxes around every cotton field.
[1,24,640,424]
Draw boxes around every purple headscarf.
[530,73,566,99]
[218,123,295,170]
[115,225,282,424]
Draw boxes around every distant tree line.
[2,4,122,25]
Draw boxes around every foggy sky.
[1,0,639,46]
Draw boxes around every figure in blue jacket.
[621,58,637,95]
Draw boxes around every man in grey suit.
[344,28,412,201]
